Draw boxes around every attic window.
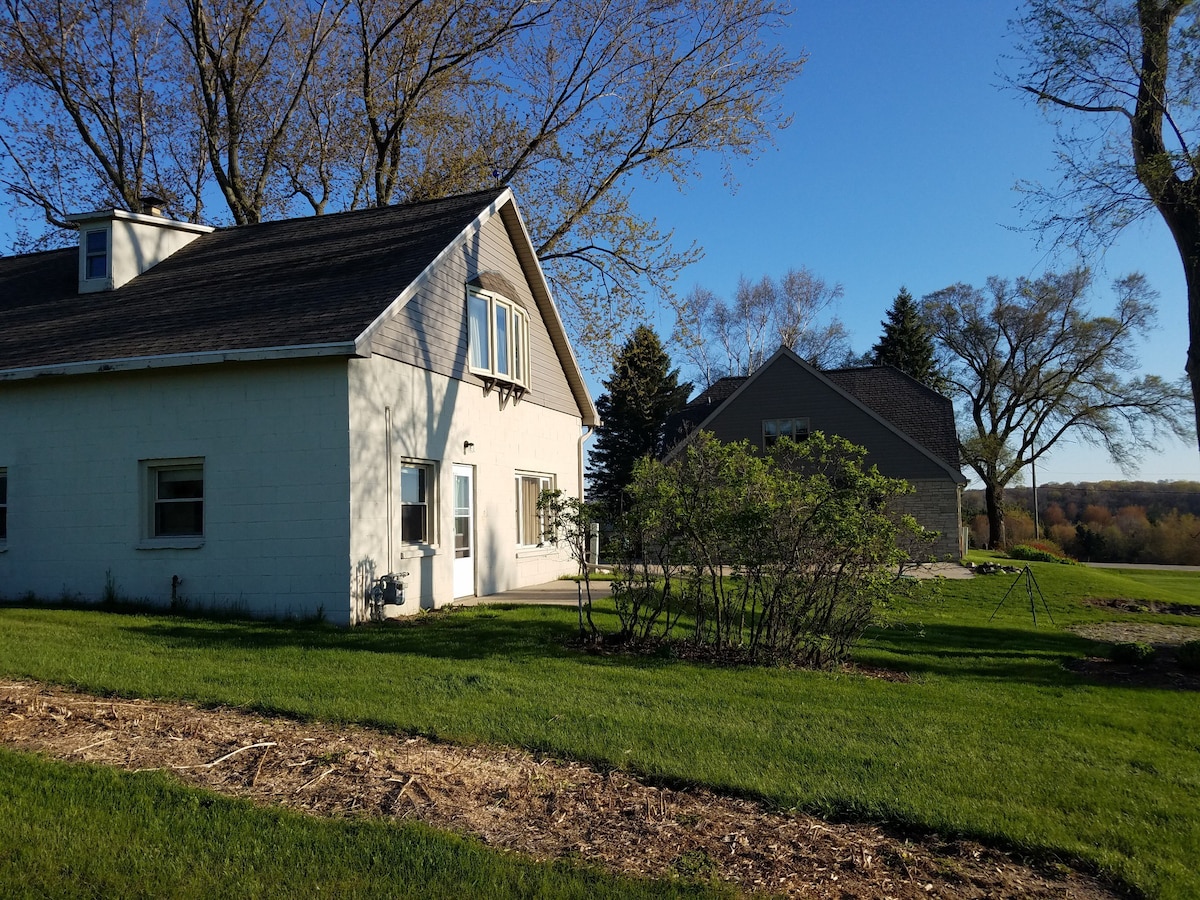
[468,288,529,388]
[763,417,810,448]
[84,229,109,279]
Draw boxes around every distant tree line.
[964,481,1200,565]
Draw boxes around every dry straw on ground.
[1,679,1118,899]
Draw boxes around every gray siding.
[704,355,951,481]
[368,214,579,419]
[699,354,963,558]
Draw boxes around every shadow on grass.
[862,622,1113,686]
[4,598,1135,687]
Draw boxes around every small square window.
[154,465,204,536]
[85,229,109,280]
[401,462,433,544]
[142,459,204,542]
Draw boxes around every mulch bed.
[1066,616,1200,689]
[0,678,1120,898]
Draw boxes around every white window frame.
[762,417,810,449]
[0,467,7,547]
[140,458,205,548]
[400,460,436,547]
[515,472,555,547]
[84,227,109,281]
[468,288,529,387]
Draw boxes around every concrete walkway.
[457,562,974,608]
[454,579,597,607]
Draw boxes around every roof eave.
[665,348,967,483]
[0,342,360,382]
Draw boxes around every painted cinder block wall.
[0,359,353,622]
[347,355,578,623]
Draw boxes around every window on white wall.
[401,462,434,544]
[84,229,109,280]
[145,460,204,538]
[0,468,7,543]
[468,289,529,386]
[515,472,554,546]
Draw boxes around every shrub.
[1109,641,1156,665]
[1009,541,1076,565]
[1178,640,1200,672]
[610,431,930,668]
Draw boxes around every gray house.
[664,347,965,558]
[0,187,597,622]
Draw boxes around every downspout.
[385,406,393,573]
[577,423,595,502]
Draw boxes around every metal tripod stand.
[988,565,1055,626]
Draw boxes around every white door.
[452,465,475,598]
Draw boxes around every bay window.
[468,289,529,386]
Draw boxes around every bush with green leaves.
[1009,541,1077,565]
[609,431,930,668]
[1109,641,1157,665]
[1178,640,1200,672]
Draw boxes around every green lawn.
[1086,567,1200,605]
[2,562,1198,898]
[0,748,720,900]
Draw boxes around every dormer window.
[84,229,109,280]
[468,288,529,387]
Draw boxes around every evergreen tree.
[871,287,945,391]
[590,326,692,511]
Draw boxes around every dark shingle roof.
[825,366,960,471]
[0,189,505,373]
[663,363,960,473]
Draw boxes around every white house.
[0,188,598,624]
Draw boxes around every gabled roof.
[664,347,963,481]
[822,365,960,473]
[0,188,597,424]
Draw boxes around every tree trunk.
[984,480,1006,550]
[1179,234,1200,452]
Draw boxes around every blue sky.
[633,0,1200,487]
[2,1,1196,487]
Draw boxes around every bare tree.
[678,267,852,386]
[168,0,345,224]
[1,0,803,363]
[0,0,191,235]
[923,268,1193,548]
[1012,0,1200,450]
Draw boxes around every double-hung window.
[148,460,204,538]
[468,289,529,386]
[84,229,109,280]
[401,462,433,544]
[515,472,554,546]
[762,417,810,449]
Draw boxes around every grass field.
[0,748,721,899]
[2,559,1198,898]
